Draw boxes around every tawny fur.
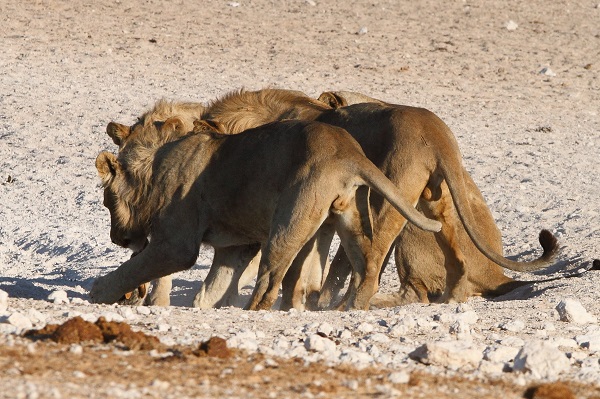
[92,118,442,311]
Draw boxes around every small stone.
[304,334,336,354]
[0,290,8,312]
[501,336,525,347]
[357,27,368,35]
[228,2,240,7]
[343,380,359,391]
[575,334,600,351]
[305,0,316,5]
[317,322,333,336]
[136,306,151,315]
[388,371,410,384]
[500,319,526,332]
[513,340,570,379]
[483,345,520,363]
[556,299,597,324]
[369,333,391,343]
[506,20,518,31]
[357,322,375,334]
[6,312,33,331]
[48,290,68,304]
[540,67,557,77]
[409,341,484,370]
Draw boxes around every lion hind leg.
[247,193,330,311]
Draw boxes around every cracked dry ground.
[1,318,599,399]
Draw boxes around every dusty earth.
[1,0,600,398]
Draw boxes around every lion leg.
[247,193,330,311]
[193,244,260,309]
[281,224,334,311]
[317,246,352,310]
[145,276,172,306]
[90,237,200,304]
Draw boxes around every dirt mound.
[24,316,163,350]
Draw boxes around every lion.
[104,100,206,307]
[90,117,443,311]
[316,91,546,306]
[102,92,328,309]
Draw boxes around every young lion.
[91,118,442,311]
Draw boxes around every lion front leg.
[90,240,199,305]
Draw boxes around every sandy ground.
[1,0,600,397]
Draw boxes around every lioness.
[90,118,443,311]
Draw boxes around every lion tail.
[355,160,442,233]
[440,158,559,272]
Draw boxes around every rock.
[368,332,391,344]
[48,290,68,304]
[317,322,333,337]
[388,371,410,384]
[136,306,151,316]
[227,330,258,352]
[556,299,597,324]
[305,0,316,5]
[6,312,33,331]
[0,290,8,312]
[409,341,484,370]
[513,340,570,379]
[357,322,375,334]
[483,345,520,363]
[304,334,336,355]
[500,319,526,332]
[340,348,373,366]
[357,27,368,35]
[506,20,518,31]
[575,333,600,351]
[501,336,525,347]
[539,67,557,77]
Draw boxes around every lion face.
[95,151,148,252]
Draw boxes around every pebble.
[513,340,570,379]
[539,67,557,77]
[47,290,68,304]
[0,290,8,312]
[500,336,525,347]
[6,312,33,331]
[317,322,333,336]
[575,334,600,351]
[506,20,518,31]
[483,345,520,363]
[388,371,410,384]
[357,322,375,334]
[409,341,484,370]
[304,334,336,355]
[357,27,368,35]
[556,299,597,324]
[500,319,525,332]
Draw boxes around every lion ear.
[161,117,187,136]
[317,92,347,109]
[95,151,121,182]
[192,119,225,134]
[106,122,131,146]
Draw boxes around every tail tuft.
[539,229,559,260]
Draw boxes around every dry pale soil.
[1,0,600,398]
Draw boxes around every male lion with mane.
[91,118,443,311]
